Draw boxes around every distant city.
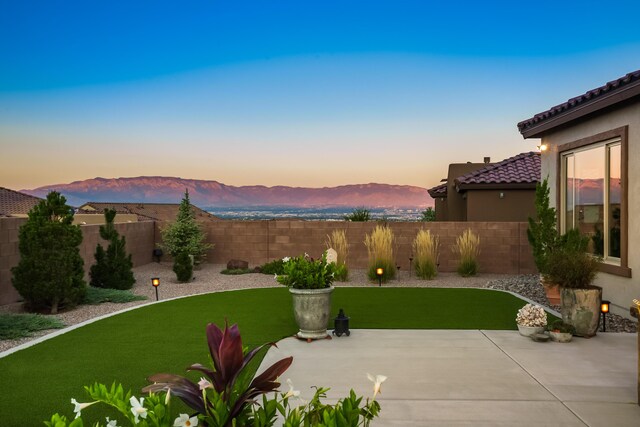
[206,206,426,221]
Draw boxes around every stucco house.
[518,69,640,319]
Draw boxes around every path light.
[376,268,384,287]
[601,300,610,332]
[409,255,413,277]
[152,277,160,301]
[332,308,350,337]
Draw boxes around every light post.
[376,268,383,287]
[152,277,160,301]
[601,300,610,332]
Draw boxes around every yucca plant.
[452,229,480,277]
[326,229,349,281]
[364,225,396,282]
[413,229,440,279]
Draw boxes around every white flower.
[71,398,97,419]
[174,413,199,426]
[367,373,387,398]
[283,378,300,399]
[282,256,290,262]
[198,377,213,390]
[106,417,119,427]
[165,388,171,405]
[129,396,148,424]
[274,273,278,279]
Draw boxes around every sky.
[1,1,640,191]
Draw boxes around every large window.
[559,127,628,275]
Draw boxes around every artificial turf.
[0,287,547,425]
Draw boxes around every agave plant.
[143,322,293,425]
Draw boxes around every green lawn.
[0,287,546,424]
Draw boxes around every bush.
[82,287,147,305]
[413,229,439,279]
[0,314,64,340]
[276,254,335,289]
[344,207,370,222]
[173,252,193,282]
[420,207,436,222]
[89,209,135,290]
[545,233,599,289]
[365,225,396,282]
[452,229,480,277]
[12,192,86,314]
[326,229,349,281]
[258,259,285,275]
[547,319,576,334]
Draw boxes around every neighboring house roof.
[518,69,640,138]
[78,202,220,222]
[0,187,43,217]
[454,152,540,191]
[427,183,447,198]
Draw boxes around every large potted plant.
[276,253,336,341]
[546,229,601,337]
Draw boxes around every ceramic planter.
[549,331,573,343]
[289,286,334,340]
[560,286,602,338]
[517,324,545,337]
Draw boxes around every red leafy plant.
[143,322,293,425]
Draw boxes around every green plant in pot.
[545,229,601,337]
[547,319,576,342]
[276,253,336,341]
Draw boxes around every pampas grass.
[326,229,349,281]
[452,228,480,277]
[365,225,396,282]
[413,229,440,279]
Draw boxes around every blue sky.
[1,1,639,190]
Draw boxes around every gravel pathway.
[1,264,636,353]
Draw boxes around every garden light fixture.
[537,143,548,152]
[332,308,350,337]
[152,277,160,301]
[601,300,610,332]
[409,255,413,277]
[376,268,383,287]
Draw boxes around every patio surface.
[261,329,639,426]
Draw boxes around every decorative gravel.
[1,265,636,353]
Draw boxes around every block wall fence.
[0,217,535,306]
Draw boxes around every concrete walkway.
[261,330,639,426]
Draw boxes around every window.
[558,126,629,276]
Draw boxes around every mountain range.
[23,176,432,209]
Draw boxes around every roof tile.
[454,152,540,187]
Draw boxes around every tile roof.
[454,152,540,189]
[79,202,220,222]
[0,187,43,216]
[427,183,447,198]
[518,69,640,137]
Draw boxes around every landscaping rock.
[227,259,249,270]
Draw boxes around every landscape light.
[332,308,350,337]
[409,255,413,277]
[376,268,384,287]
[152,277,160,301]
[601,300,610,332]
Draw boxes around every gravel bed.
[1,266,636,353]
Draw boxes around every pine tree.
[12,192,86,314]
[527,177,559,274]
[90,209,135,290]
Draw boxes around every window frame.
[556,126,631,277]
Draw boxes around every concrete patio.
[262,329,639,426]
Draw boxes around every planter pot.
[549,331,573,343]
[541,275,561,306]
[560,286,602,338]
[289,286,334,340]
[517,325,545,337]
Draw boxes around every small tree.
[161,190,212,281]
[12,192,86,314]
[527,177,558,275]
[420,207,436,222]
[90,209,135,290]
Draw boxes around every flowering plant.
[515,303,547,327]
[275,253,335,289]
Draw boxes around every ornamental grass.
[365,225,396,282]
[326,229,349,281]
[452,228,480,277]
[412,229,440,279]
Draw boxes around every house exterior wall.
[538,101,640,319]
[466,190,535,222]
[434,198,448,221]
[445,163,487,221]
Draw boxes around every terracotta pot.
[541,275,561,306]
[560,286,602,337]
[289,286,334,340]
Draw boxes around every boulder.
[227,259,249,270]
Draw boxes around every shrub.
[547,319,576,334]
[545,233,600,289]
[173,251,193,282]
[0,314,64,340]
[258,259,285,275]
[276,254,335,289]
[12,192,86,314]
[420,207,436,222]
[89,209,135,290]
[413,229,439,279]
[344,207,370,222]
[326,229,349,281]
[365,225,396,282]
[527,177,559,275]
[452,228,480,277]
[82,287,147,305]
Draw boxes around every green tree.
[90,209,135,290]
[344,207,370,222]
[527,177,559,274]
[161,190,212,282]
[12,192,86,314]
[420,207,436,222]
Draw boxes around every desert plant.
[258,258,285,275]
[276,254,336,289]
[11,191,86,314]
[0,313,64,340]
[452,228,480,277]
[344,207,371,222]
[527,177,559,275]
[412,229,440,279]
[365,225,396,282]
[326,229,349,281]
[545,231,600,289]
[173,251,193,282]
[89,209,135,290]
[420,207,436,222]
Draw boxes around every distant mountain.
[23,176,433,209]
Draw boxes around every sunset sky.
[1,1,640,191]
